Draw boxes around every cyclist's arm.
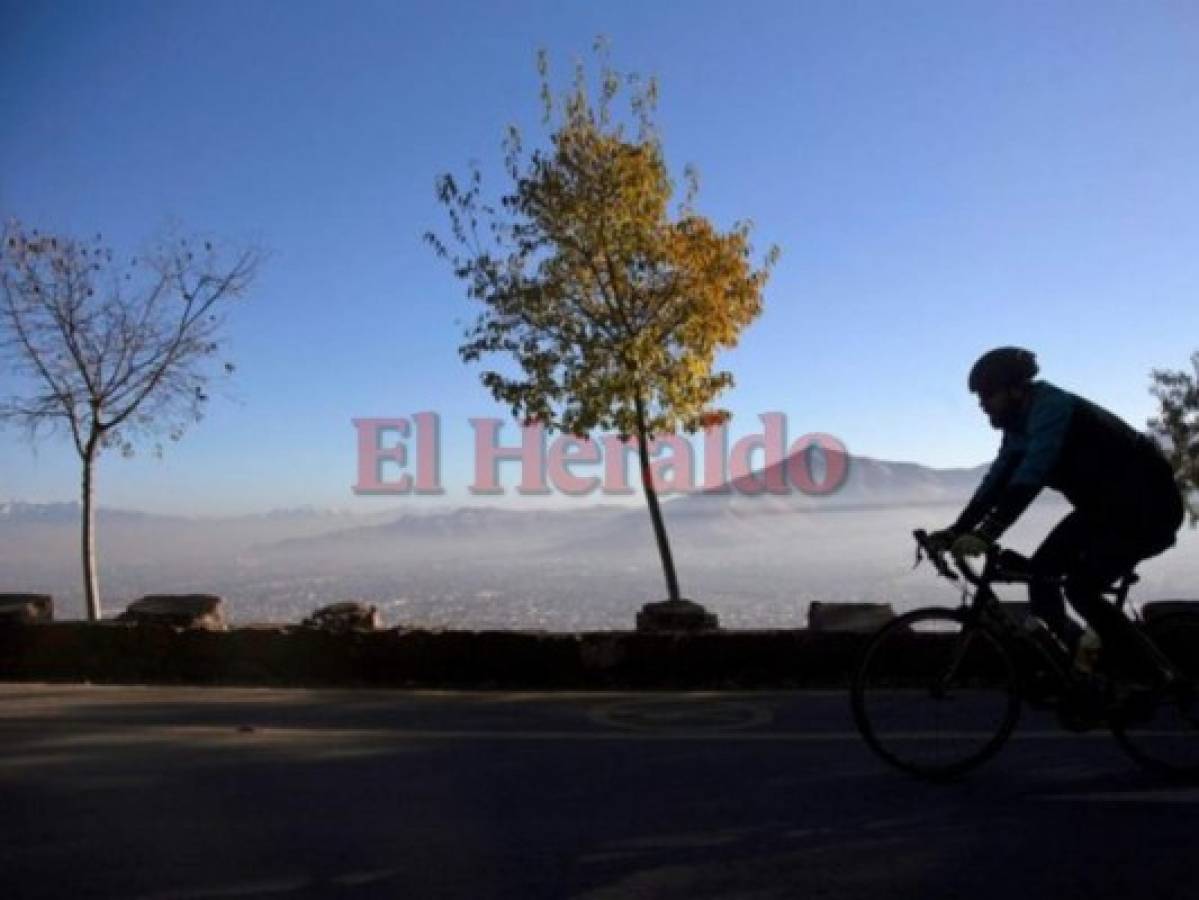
[974,387,1075,540]
[953,437,1019,533]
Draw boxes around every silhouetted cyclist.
[929,347,1185,684]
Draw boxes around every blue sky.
[1,0,1196,515]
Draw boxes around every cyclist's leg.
[1064,524,1175,684]
[1028,512,1084,640]
[1064,568,1144,679]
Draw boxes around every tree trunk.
[633,396,681,602]
[80,446,102,621]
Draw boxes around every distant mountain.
[0,501,382,526]
[806,454,987,506]
[255,504,631,562]
[0,501,409,568]
[0,452,988,531]
[668,452,989,517]
[241,454,996,567]
[0,454,999,571]
[0,501,163,524]
[229,506,379,522]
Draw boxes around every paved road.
[0,684,1194,899]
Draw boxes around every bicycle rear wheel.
[851,607,1021,780]
[1111,612,1199,778]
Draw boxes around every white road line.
[1039,789,1199,803]
[0,724,1136,745]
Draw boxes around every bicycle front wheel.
[851,607,1021,780]
[1111,612,1199,779]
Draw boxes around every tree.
[0,222,260,620]
[427,46,777,612]
[1149,352,1199,524]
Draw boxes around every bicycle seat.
[991,550,1139,593]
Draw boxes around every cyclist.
[929,347,1185,685]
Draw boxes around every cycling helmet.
[967,347,1039,395]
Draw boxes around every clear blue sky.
[2,0,1197,515]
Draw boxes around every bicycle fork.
[932,622,982,699]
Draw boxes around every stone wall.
[0,622,868,688]
[2,598,1195,689]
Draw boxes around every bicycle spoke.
[1111,613,1199,778]
[851,608,1021,779]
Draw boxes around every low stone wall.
[0,622,869,688]
[3,599,1197,689]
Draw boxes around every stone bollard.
[301,601,383,633]
[1143,600,1199,622]
[0,594,54,624]
[636,598,719,633]
[117,594,227,630]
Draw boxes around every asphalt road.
[0,684,1195,899]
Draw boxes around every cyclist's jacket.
[954,380,1182,540]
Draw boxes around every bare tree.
[0,222,260,619]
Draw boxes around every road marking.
[1039,789,1199,804]
[134,875,311,899]
[589,699,773,732]
[0,723,1137,748]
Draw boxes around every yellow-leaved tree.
[427,46,777,622]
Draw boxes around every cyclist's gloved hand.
[926,527,959,552]
[951,531,992,558]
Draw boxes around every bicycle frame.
[851,532,1199,779]
[912,529,1170,689]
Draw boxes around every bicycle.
[850,529,1199,780]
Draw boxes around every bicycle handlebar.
[912,528,996,586]
[913,529,1130,600]
[912,529,959,581]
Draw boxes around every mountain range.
[1,451,993,574]
[0,453,990,529]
